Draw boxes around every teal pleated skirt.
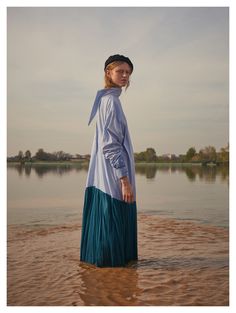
[80,186,138,267]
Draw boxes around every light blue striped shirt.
[86,87,136,201]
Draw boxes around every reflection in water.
[135,164,158,179]
[7,163,89,178]
[136,164,229,184]
[7,163,229,184]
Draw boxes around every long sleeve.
[102,98,128,179]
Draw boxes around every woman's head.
[104,54,133,90]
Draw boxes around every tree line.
[7,149,90,163]
[7,143,229,165]
[134,144,229,164]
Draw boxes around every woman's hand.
[120,176,134,203]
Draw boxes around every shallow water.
[7,214,229,306]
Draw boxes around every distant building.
[160,153,177,160]
[70,154,90,161]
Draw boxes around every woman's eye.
[116,70,130,75]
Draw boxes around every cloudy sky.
[7,7,229,157]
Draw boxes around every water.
[7,163,229,306]
[7,163,229,227]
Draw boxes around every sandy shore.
[7,214,229,306]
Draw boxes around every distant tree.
[199,145,217,162]
[218,143,229,163]
[134,148,157,162]
[134,153,139,161]
[51,150,73,161]
[134,151,146,162]
[35,148,48,161]
[25,150,31,161]
[186,147,196,161]
[145,148,157,162]
[55,150,65,160]
[17,150,24,161]
[64,153,73,160]
[178,154,186,163]
[191,153,201,162]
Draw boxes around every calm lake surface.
[7,163,229,228]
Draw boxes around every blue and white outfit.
[80,87,138,267]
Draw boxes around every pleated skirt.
[80,186,138,267]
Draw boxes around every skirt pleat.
[80,186,138,267]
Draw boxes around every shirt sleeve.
[101,97,128,179]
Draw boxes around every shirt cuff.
[116,166,128,179]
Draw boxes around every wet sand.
[7,214,229,306]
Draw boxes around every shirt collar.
[88,87,122,125]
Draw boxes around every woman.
[80,54,138,267]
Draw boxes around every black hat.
[104,54,134,72]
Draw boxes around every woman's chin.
[113,82,127,88]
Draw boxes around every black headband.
[104,54,134,72]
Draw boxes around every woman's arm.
[102,98,134,203]
[102,98,128,179]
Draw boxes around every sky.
[7,6,229,157]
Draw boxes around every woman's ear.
[106,69,111,78]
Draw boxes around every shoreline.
[7,161,229,166]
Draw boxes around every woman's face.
[106,63,132,88]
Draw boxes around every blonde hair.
[104,61,131,90]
